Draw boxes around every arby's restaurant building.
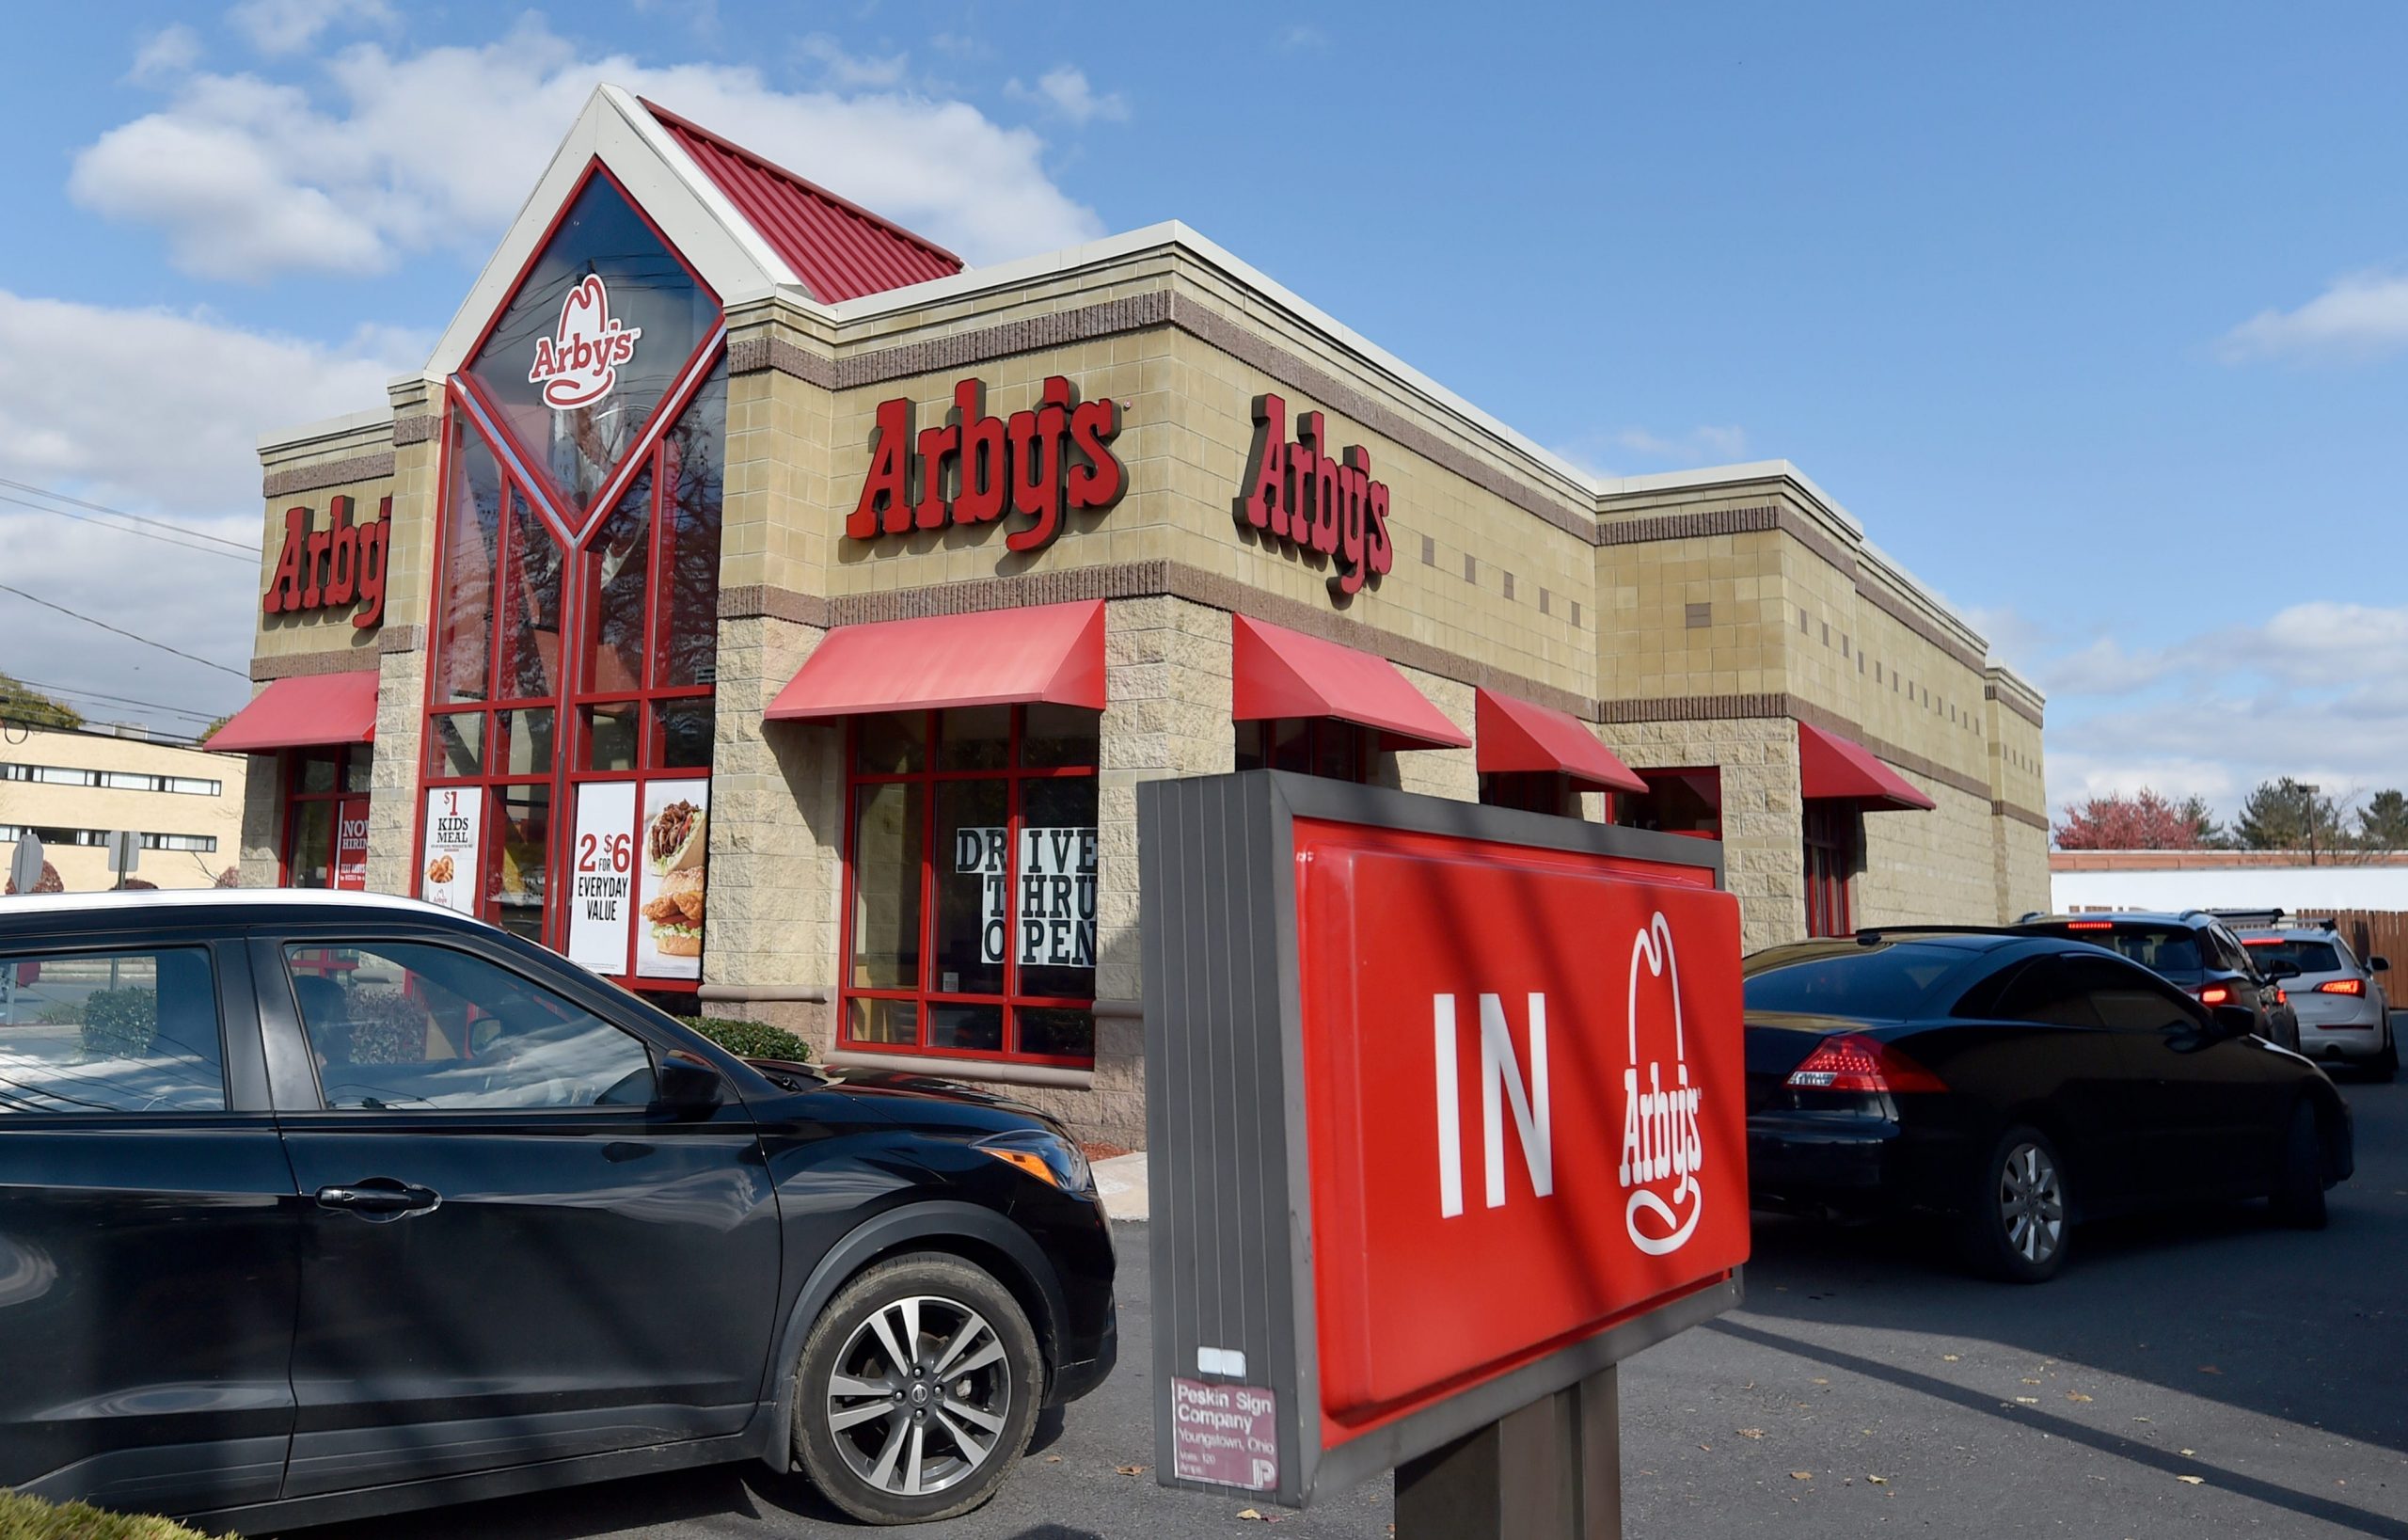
[214,86,2049,1144]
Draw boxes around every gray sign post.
[8,834,43,897]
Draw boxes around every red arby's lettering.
[527,274,642,409]
[1236,393,1393,599]
[262,495,389,630]
[846,375,1126,554]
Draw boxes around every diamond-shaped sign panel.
[466,169,719,527]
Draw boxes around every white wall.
[2052,865,2408,913]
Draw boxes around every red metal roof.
[206,672,379,754]
[1797,722,1936,812]
[642,98,963,303]
[1230,616,1470,752]
[766,600,1106,720]
[1474,689,1647,794]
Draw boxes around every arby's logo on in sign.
[527,274,642,409]
[1621,911,1705,1256]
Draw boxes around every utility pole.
[2302,784,2321,867]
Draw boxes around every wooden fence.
[2296,911,2408,969]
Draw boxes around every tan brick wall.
[1605,717,1802,955]
[1856,781,2000,930]
[364,648,423,898]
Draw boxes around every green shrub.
[680,1015,813,1062]
[79,989,156,1059]
[0,1489,214,1538]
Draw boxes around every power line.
[0,476,254,553]
[0,492,252,564]
[0,583,247,680]
[9,677,225,723]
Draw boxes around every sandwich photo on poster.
[636,780,708,979]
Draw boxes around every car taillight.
[2197,985,2233,1006]
[1785,1033,1948,1094]
[2317,978,2366,996]
[2067,921,2114,930]
[2276,987,2289,1005]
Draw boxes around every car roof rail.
[2016,911,2045,923]
[2207,907,2287,926]
[1853,925,2016,945]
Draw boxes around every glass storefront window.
[840,706,1101,1067]
[434,422,500,706]
[282,746,372,892]
[582,704,640,771]
[1234,717,1370,782]
[588,469,652,693]
[426,713,483,780]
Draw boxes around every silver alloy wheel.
[1997,1140,2065,1265]
[824,1294,1013,1500]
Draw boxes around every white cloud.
[2220,270,2408,363]
[2026,600,2408,819]
[228,0,393,56]
[130,24,202,83]
[0,289,417,513]
[70,19,1105,281]
[0,290,421,730]
[794,33,909,91]
[1006,66,1128,125]
[1276,24,1329,51]
[1555,423,1751,477]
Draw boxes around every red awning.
[1231,616,1470,751]
[1475,689,1647,794]
[766,599,1106,721]
[205,672,379,754]
[1798,722,1936,812]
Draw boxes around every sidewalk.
[1093,1151,1148,1222]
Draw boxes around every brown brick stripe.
[262,452,397,498]
[1993,800,2051,832]
[1985,681,2046,728]
[250,643,387,681]
[392,414,439,447]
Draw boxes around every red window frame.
[838,707,1100,1069]
[281,746,372,890]
[1803,803,1857,938]
[413,364,724,986]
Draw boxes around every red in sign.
[1291,818,1749,1450]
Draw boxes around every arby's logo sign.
[1236,393,1394,599]
[261,495,388,630]
[847,375,1126,554]
[1621,912,1705,1255]
[527,274,642,409]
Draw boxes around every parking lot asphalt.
[315,1067,2408,1540]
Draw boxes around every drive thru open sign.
[1138,772,1749,1513]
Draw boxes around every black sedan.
[0,890,1115,1530]
[1745,929,2353,1282]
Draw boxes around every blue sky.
[1,1,2403,825]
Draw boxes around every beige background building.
[226,86,2048,1145]
[0,724,242,892]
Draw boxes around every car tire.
[2270,1101,2329,1230]
[1960,1125,2071,1283]
[791,1251,1045,1526]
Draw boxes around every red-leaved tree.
[2053,788,2218,850]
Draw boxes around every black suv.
[2010,911,2301,1051]
[0,891,1115,1530]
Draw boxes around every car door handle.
[315,1179,441,1218]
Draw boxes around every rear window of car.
[2038,925,2202,974]
[1743,943,1984,1020]
[2242,938,2343,974]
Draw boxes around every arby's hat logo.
[527,274,642,409]
[1620,911,1705,1256]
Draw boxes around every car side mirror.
[2210,1004,2259,1040]
[654,1050,725,1112]
[2371,956,2390,974]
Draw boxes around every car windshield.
[2243,938,2343,974]
[1743,942,1981,1020]
[2046,925,2202,973]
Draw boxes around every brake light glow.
[2243,937,2283,945]
[1785,1033,1949,1094]
[2276,987,2289,1006]
[2317,978,2366,996]
[2067,921,2115,930]
[2197,985,2233,1006]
